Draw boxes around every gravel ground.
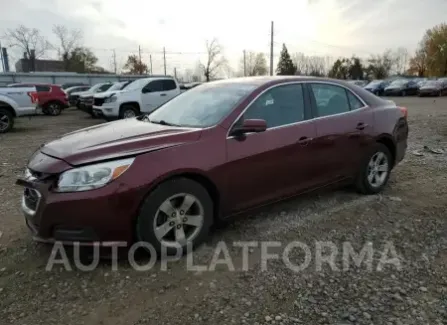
[1,98,447,325]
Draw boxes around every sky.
[0,0,446,76]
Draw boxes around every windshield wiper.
[150,119,181,127]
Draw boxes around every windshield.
[89,83,106,92]
[108,82,126,91]
[424,81,440,87]
[148,82,257,128]
[125,78,150,91]
[390,79,407,86]
[367,80,382,86]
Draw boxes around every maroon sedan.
[16,77,408,254]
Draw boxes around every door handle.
[160,93,167,97]
[356,122,368,130]
[297,136,313,146]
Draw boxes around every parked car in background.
[384,79,419,96]
[8,83,69,116]
[91,81,133,117]
[418,80,445,96]
[93,76,181,120]
[60,82,88,90]
[347,80,368,87]
[16,77,408,253]
[364,80,389,96]
[0,86,38,133]
[70,82,112,110]
[64,86,91,105]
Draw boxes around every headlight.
[105,95,117,103]
[55,158,134,192]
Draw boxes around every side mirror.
[230,119,267,136]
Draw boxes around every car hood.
[79,92,96,98]
[385,85,404,90]
[39,118,202,166]
[420,85,440,90]
[94,90,124,98]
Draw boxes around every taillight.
[399,106,408,119]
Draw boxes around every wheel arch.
[132,169,221,236]
[120,102,141,112]
[375,134,396,167]
[0,101,16,117]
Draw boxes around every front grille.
[23,188,41,212]
[94,98,105,106]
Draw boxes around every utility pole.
[138,45,142,74]
[243,50,246,77]
[112,49,117,74]
[149,54,153,75]
[174,67,177,79]
[163,47,167,75]
[270,21,274,76]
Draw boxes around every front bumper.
[419,89,439,96]
[16,170,143,246]
[99,103,120,117]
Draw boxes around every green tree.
[63,47,99,73]
[328,58,349,79]
[348,56,364,80]
[123,54,148,74]
[276,44,297,75]
[365,50,395,79]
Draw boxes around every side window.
[310,84,349,117]
[142,80,163,93]
[162,79,177,91]
[243,84,305,128]
[35,85,50,92]
[347,91,364,110]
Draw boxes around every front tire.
[136,178,213,255]
[119,105,139,119]
[0,108,14,133]
[355,144,392,194]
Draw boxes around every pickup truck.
[92,76,181,120]
[0,86,38,133]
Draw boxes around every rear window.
[35,85,51,92]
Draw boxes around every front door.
[225,83,318,214]
[141,80,165,113]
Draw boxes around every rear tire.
[355,143,392,195]
[136,178,213,255]
[0,108,14,133]
[119,105,139,119]
[44,102,62,116]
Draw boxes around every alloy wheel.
[367,152,389,188]
[0,113,10,132]
[123,109,136,118]
[48,103,61,116]
[153,193,204,248]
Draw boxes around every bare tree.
[393,47,409,74]
[240,51,268,76]
[52,25,83,57]
[4,25,52,59]
[292,52,328,76]
[200,39,226,81]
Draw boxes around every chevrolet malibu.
[17,77,409,254]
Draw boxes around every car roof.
[209,76,388,107]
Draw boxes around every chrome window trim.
[226,80,368,139]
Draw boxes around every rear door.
[307,82,374,181]
[141,80,164,112]
[35,85,52,106]
[225,82,318,213]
